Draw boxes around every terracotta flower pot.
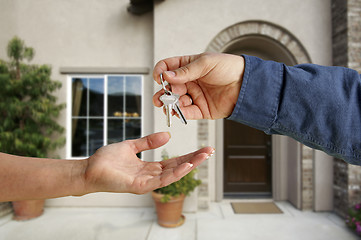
[152,191,186,228]
[12,199,45,221]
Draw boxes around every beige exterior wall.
[0,0,155,207]
[0,0,333,209]
[153,0,332,63]
[0,0,155,157]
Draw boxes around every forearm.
[229,55,361,165]
[0,153,88,202]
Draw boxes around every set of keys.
[159,73,187,127]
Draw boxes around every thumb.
[163,57,212,84]
[130,132,171,154]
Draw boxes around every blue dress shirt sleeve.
[228,55,361,166]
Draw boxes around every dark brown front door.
[223,119,272,197]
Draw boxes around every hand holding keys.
[159,73,187,127]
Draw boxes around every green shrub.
[0,36,64,157]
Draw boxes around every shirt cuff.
[228,55,283,134]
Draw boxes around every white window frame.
[66,74,144,159]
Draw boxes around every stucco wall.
[0,0,334,208]
[153,0,332,202]
[154,0,332,63]
[0,0,155,159]
[0,0,155,207]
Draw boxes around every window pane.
[72,78,87,117]
[108,119,124,144]
[72,119,87,157]
[88,119,104,155]
[70,75,143,158]
[125,76,142,117]
[125,119,141,140]
[108,76,124,117]
[89,78,104,116]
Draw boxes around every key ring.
[160,73,171,95]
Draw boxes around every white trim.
[66,75,72,159]
[313,150,334,211]
[123,77,126,140]
[60,67,149,75]
[104,76,108,145]
[86,77,90,156]
[66,74,144,159]
[215,119,224,202]
[140,75,144,160]
[140,75,144,137]
[213,121,295,202]
[272,135,285,200]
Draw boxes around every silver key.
[159,73,188,127]
[173,98,187,125]
[160,93,178,127]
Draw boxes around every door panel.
[223,119,272,196]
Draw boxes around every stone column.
[332,0,361,217]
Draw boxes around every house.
[0,0,360,217]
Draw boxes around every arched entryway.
[202,20,311,206]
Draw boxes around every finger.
[183,81,212,119]
[142,152,210,192]
[153,89,165,107]
[161,146,214,169]
[153,55,201,84]
[177,104,203,120]
[169,83,188,96]
[159,163,193,188]
[178,94,193,107]
[160,152,210,188]
[130,132,171,154]
[162,56,215,85]
[169,81,210,119]
[133,148,214,193]
[186,152,209,168]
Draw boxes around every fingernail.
[167,131,171,138]
[165,71,176,78]
[186,163,194,169]
[208,148,216,158]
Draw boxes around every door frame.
[214,119,301,205]
[205,20,311,207]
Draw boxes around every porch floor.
[0,201,357,240]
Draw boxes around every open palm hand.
[84,132,214,195]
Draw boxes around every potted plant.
[152,150,201,228]
[346,202,361,236]
[0,37,65,220]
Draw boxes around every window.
[67,75,143,158]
